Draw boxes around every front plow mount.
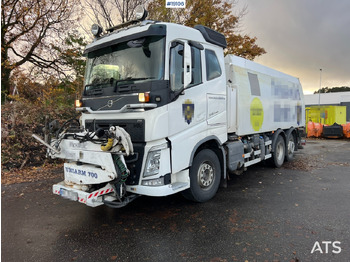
[33,118,139,208]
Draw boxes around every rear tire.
[271,135,285,168]
[182,149,221,203]
[285,132,295,162]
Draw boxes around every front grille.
[85,119,145,185]
[125,142,145,185]
[85,119,145,142]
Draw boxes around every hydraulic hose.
[101,138,114,151]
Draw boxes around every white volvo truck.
[34,7,305,208]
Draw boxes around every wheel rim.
[288,138,295,156]
[197,161,215,189]
[276,141,284,163]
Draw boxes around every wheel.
[182,149,221,203]
[271,135,285,168]
[285,132,295,162]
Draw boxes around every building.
[304,91,350,122]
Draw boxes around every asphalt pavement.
[2,138,350,262]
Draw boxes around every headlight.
[143,143,168,177]
[144,150,161,177]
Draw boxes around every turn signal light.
[75,99,83,108]
[138,92,150,102]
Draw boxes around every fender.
[188,135,227,180]
[270,129,285,153]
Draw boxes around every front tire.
[182,149,221,203]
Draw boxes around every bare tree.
[82,0,147,31]
[1,0,81,101]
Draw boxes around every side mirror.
[183,42,192,88]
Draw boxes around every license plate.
[60,188,78,201]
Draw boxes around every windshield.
[84,36,165,90]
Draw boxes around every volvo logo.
[107,100,113,107]
[97,97,124,111]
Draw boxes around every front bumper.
[53,182,116,207]
[127,169,190,197]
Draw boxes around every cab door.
[167,40,208,173]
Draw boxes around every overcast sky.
[235,0,350,94]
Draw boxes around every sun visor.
[83,24,167,55]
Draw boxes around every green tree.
[147,0,266,59]
[314,86,350,94]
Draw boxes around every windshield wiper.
[84,83,103,90]
[123,77,155,81]
[113,77,155,92]
[85,79,112,89]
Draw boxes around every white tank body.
[225,55,305,136]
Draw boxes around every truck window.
[205,49,222,81]
[170,43,184,91]
[189,46,202,87]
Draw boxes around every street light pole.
[318,69,322,106]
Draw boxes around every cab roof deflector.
[194,25,227,48]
